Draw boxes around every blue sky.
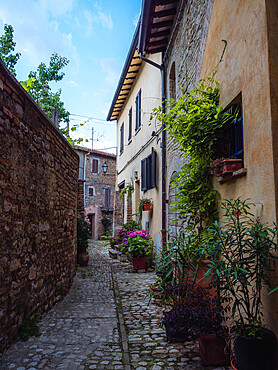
[0,0,142,153]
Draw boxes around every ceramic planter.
[77,252,89,266]
[234,328,276,370]
[132,256,146,271]
[198,334,230,366]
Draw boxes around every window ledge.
[135,127,141,136]
[128,138,132,145]
[217,167,247,184]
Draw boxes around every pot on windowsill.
[77,251,89,266]
[211,157,243,177]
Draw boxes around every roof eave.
[106,21,141,122]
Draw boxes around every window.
[128,107,132,142]
[228,103,244,162]
[135,89,141,132]
[88,187,95,196]
[141,148,157,191]
[219,98,244,164]
[104,188,111,207]
[169,62,176,101]
[92,159,99,173]
[120,122,124,154]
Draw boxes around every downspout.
[138,51,167,247]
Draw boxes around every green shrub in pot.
[206,198,278,370]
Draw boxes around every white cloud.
[36,0,75,18]
[0,0,80,75]
[94,2,113,30]
[100,58,121,85]
[84,10,93,37]
[69,80,78,87]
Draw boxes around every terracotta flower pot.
[77,252,89,266]
[132,257,146,271]
[199,334,230,366]
[150,285,165,300]
[172,259,216,297]
[143,203,152,211]
[212,158,243,177]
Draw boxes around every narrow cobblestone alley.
[0,242,232,370]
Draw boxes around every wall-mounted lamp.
[102,162,108,173]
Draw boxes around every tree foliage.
[0,24,88,145]
[0,24,21,76]
[27,53,70,125]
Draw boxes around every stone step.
[109,249,118,259]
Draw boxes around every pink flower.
[146,234,150,237]
[140,229,146,233]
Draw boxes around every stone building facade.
[164,0,214,237]
[0,59,79,352]
[138,0,278,342]
[75,147,116,239]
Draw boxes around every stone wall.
[0,59,79,352]
[164,0,214,232]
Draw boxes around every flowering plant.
[123,229,153,257]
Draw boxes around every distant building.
[75,147,116,239]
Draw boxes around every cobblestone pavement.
[0,241,232,370]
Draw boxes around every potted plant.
[77,217,90,266]
[157,228,217,295]
[123,229,153,271]
[120,184,134,202]
[211,157,243,177]
[122,220,139,231]
[149,277,166,301]
[206,198,278,370]
[162,282,228,346]
[138,199,153,223]
[108,236,118,249]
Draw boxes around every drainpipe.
[138,51,167,247]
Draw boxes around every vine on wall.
[152,77,238,229]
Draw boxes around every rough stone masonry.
[0,58,79,352]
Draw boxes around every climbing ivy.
[152,77,238,227]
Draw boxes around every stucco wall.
[0,59,79,352]
[116,53,162,247]
[201,0,278,337]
